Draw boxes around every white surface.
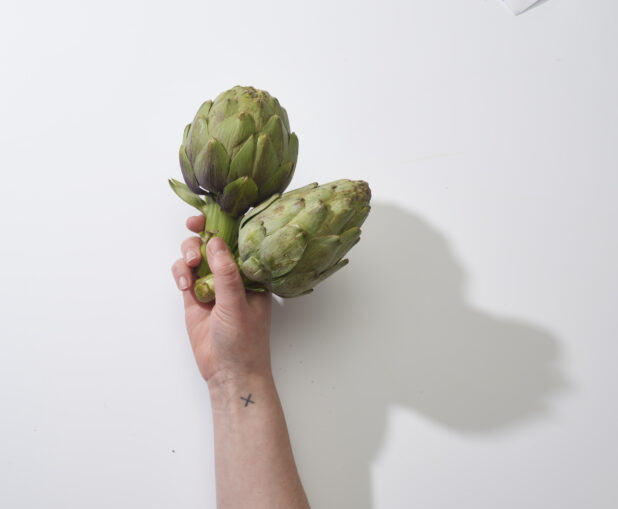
[1,1,617,508]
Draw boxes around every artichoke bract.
[179,86,299,217]
[194,179,371,302]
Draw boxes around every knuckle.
[216,260,239,279]
[181,237,202,266]
[213,304,246,329]
[186,215,204,230]
[170,258,185,275]
[181,236,200,252]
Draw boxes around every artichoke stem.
[196,200,242,277]
[195,240,211,278]
[194,262,268,303]
[194,274,216,303]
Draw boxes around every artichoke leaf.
[277,161,296,195]
[246,286,268,293]
[289,201,328,236]
[259,224,308,277]
[259,161,293,201]
[319,198,356,235]
[291,234,342,274]
[314,258,349,284]
[260,196,305,235]
[209,111,256,155]
[193,100,213,120]
[238,221,267,261]
[194,138,230,193]
[284,132,299,165]
[240,256,269,283]
[168,179,206,212]
[270,271,316,297]
[252,133,280,187]
[341,205,371,231]
[333,226,362,261]
[182,123,191,145]
[278,181,317,201]
[228,134,255,181]
[261,114,285,159]
[187,116,209,161]
[218,176,259,218]
[279,107,291,134]
[179,145,202,194]
[240,193,280,229]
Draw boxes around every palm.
[183,291,271,381]
[184,299,216,380]
[173,215,273,382]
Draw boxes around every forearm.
[208,371,310,509]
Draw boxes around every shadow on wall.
[270,203,567,509]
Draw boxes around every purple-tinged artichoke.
[178,86,298,217]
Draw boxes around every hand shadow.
[270,203,567,509]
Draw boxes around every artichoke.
[178,85,299,217]
[170,85,299,276]
[194,179,371,302]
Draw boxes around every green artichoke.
[179,85,299,217]
[194,179,371,302]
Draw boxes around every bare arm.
[171,216,310,509]
[209,373,309,508]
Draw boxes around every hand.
[171,215,273,385]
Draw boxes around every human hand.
[171,215,273,386]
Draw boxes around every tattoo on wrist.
[240,393,255,407]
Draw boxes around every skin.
[171,215,311,509]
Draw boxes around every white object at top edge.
[502,0,542,14]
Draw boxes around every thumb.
[206,237,247,312]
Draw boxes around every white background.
[1,1,617,508]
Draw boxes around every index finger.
[186,215,205,233]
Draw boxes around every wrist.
[207,369,275,409]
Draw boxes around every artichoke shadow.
[269,203,567,509]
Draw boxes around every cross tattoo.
[240,393,255,407]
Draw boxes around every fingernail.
[186,249,199,263]
[178,276,189,290]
